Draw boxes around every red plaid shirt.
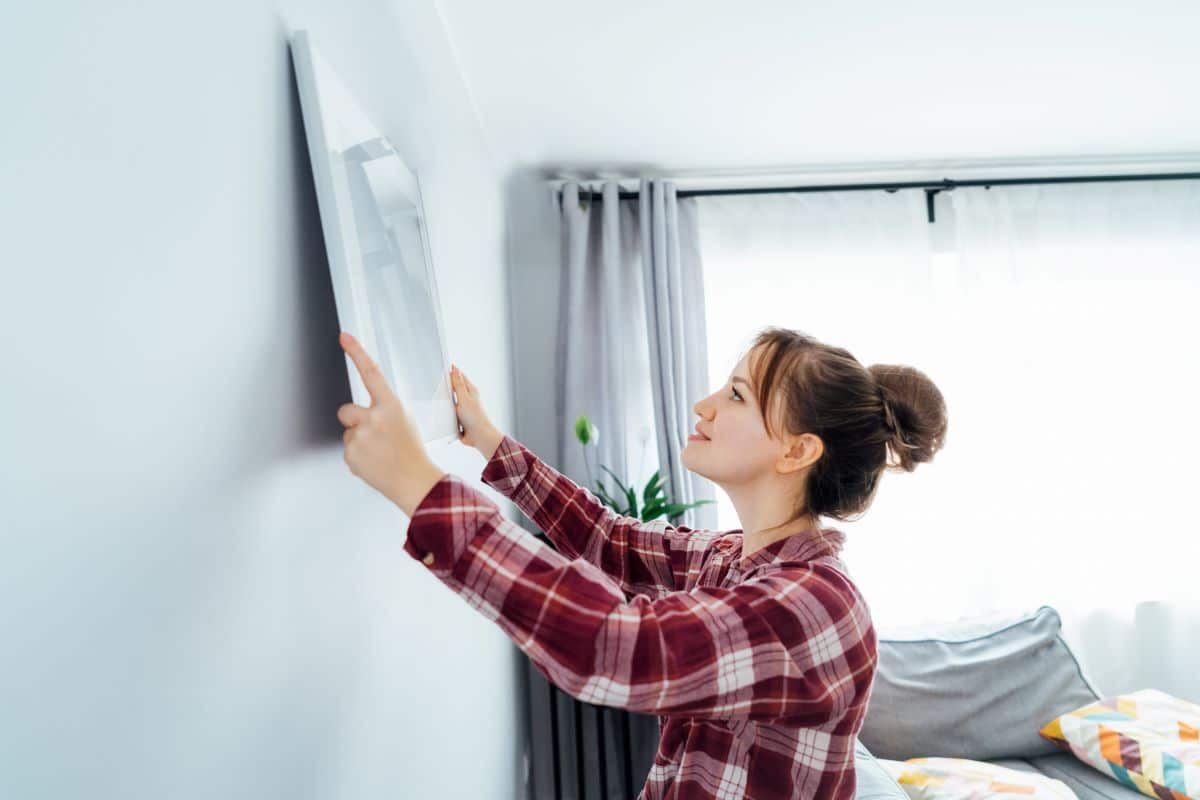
[403,434,878,799]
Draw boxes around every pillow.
[1038,688,1200,800]
[875,756,1079,799]
[859,605,1104,761]
[855,738,909,800]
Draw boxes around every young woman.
[337,325,948,800]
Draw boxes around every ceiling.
[434,0,1200,185]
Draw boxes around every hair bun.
[869,364,949,472]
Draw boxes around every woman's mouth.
[688,433,709,442]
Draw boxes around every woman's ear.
[780,433,822,474]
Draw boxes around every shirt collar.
[736,524,846,572]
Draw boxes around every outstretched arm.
[450,364,718,598]
[478,432,722,598]
[402,473,877,724]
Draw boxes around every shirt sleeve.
[478,433,724,598]
[402,472,874,724]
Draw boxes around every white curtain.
[694,179,1200,703]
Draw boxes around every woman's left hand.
[337,331,445,514]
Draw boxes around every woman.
[337,325,948,800]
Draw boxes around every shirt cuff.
[479,433,532,494]
[402,472,501,576]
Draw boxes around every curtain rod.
[557,170,1200,223]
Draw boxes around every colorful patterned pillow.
[1038,688,1200,800]
[875,756,1078,798]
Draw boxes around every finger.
[339,331,390,404]
[337,402,369,428]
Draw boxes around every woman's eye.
[730,388,742,401]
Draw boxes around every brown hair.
[740,326,948,524]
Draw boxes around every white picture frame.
[290,29,458,448]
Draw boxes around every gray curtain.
[521,180,713,799]
[556,181,650,488]
[638,179,718,531]
[556,179,717,529]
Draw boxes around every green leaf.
[593,481,620,510]
[598,465,631,499]
[664,499,716,521]
[642,470,664,504]
[662,502,689,518]
[624,485,637,516]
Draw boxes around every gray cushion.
[858,605,1104,762]
[854,738,908,800]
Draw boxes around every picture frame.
[290,29,458,448]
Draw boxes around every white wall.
[0,1,525,797]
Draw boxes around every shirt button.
[422,551,435,566]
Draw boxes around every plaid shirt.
[403,434,878,800]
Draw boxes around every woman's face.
[683,347,783,487]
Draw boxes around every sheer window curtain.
[694,179,1200,703]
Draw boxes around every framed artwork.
[290,29,458,447]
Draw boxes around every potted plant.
[573,414,715,523]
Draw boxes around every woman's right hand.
[450,363,501,454]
